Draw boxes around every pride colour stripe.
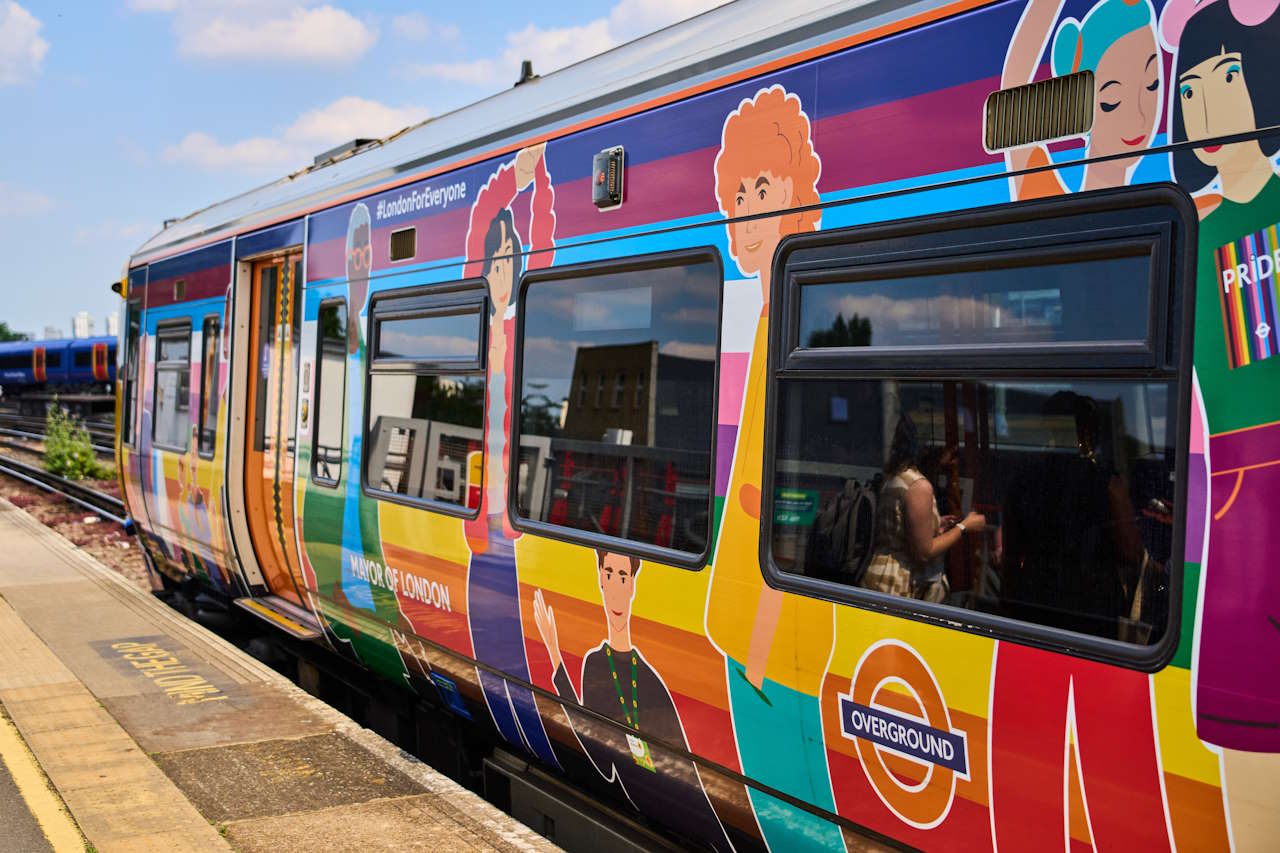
[1215,221,1280,369]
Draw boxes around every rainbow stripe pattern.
[1215,222,1280,369]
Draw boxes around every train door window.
[197,316,219,457]
[152,323,192,451]
[763,190,1192,665]
[512,249,722,566]
[312,300,347,486]
[363,283,486,515]
[122,302,141,444]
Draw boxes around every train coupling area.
[0,498,558,853]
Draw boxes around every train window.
[363,283,486,515]
[763,191,1192,665]
[512,249,722,566]
[152,323,192,451]
[45,350,62,369]
[122,302,141,445]
[74,351,91,368]
[312,300,347,486]
[197,316,219,457]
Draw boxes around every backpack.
[807,477,879,585]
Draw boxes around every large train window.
[197,316,219,457]
[763,189,1194,667]
[363,282,486,516]
[512,249,722,567]
[312,300,347,486]
[152,323,192,452]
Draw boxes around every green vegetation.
[0,321,29,341]
[44,404,113,481]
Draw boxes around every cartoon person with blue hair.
[1001,0,1163,198]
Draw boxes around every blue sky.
[0,0,723,338]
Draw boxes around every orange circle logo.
[838,640,968,829]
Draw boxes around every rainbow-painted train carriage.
[116,0,1280,849]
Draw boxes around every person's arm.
[1000,0,1065,184]
[525,146,556,271]
[906,479,985,563]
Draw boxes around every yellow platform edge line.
[0,707,84,852]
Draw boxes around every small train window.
[122,301,141,445]
[198,316,219,457]
[152,323,192,452]
[763,189,1194,668]
[312,300,347,486]
[512,248,722,567]
[363,282,487,516]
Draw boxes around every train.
[0,336,117,413]
[115,0,1280,849]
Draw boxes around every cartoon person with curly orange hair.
[705,85,842,850]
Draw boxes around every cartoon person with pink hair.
[462,142,561,769]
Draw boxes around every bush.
[44,404,112,481]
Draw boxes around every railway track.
[0,413,115,456]
[0,451,127,526]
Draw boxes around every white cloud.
[391,12,459,43]
[73,220,152,246]
[165,96,427,172]
[130,1,376,63]
[0,182,52,215]
[413,0,727,87]
[0,2,48,85]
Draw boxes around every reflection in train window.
[364,285,487,515]
[771,378,1175,644]
[312,301,346,485]
[514,250,721,562]
[152,324,191,451]
[767,195,1190,653]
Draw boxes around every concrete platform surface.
[0,499,558,853]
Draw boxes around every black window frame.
[508,246,725,570]
[361,280,488,518]
[151,320,193,453]
[197,314,220,459]
[311,297,348,488]
[121,300,142,447]
[760,185,1196,671]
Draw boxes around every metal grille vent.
[173,279,186,301]
[389,228,416,262]
[984,70,1093,152]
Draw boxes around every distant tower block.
[71,311,94,339]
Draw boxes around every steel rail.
[0,452,127,526]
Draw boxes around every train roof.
[131,0,946,265]
[0,337,115,352]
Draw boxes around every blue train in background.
[0,337,116,415]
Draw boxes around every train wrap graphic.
[115,0,1280,849]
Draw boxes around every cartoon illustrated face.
[598,551,638,638]
[730,170,795,277]
[715,85,822,296]
[1089,26,1161,164]
[485,217,516,310]
[1178,51,1255,167]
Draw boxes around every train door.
[241,253,309,605]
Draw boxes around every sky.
[0,0,726,339]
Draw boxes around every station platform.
[0,498,558,852]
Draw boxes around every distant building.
[104,313,119,337]
[43,325,62,340]
[71,312,94,339]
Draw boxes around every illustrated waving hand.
[533,589,563,672]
